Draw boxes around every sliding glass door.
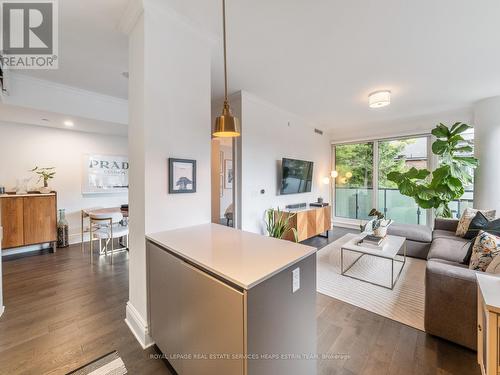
[377,137,428,225]
[334,136,430,225]
[334,143,374,220]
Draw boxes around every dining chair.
[88,211,129,264]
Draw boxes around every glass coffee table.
[340,234,407,290]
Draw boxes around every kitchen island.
[146,223,317,375]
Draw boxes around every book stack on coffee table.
[357,234,386,250]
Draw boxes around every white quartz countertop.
[146,223,317,290]
[477,273,500,314]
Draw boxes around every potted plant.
[30,166,56,194]
[360,209,393,238]
[388,122,477,218]
[265,208,298,242]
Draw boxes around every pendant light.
[213,0,241,138]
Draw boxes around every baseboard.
[0,305,4,318]
[125,301,154,349]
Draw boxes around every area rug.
[67,351,127,375]
[317,233,425,331]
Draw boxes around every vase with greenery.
[265,208,298,242]
[30,166,56,193]
[360,209,392,237]
[387,122,478,218]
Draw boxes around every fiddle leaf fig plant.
[387,122,478,218]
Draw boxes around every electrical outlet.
[292,268,300,293]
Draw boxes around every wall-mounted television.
[280,158,314,195]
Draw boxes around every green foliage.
[30,166,56,187]
[265,208,298,242]
[387,122,477,218]
[335,139,414,189]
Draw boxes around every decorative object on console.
[30,166,55,194]
[388,122,478,218]
[15,178,30,194]
[57,209,69,248]
[169,158,196,194]
[265,208,298,242]
[456,208,496,238]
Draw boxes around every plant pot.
[373,226,388,238]
[39,186,51,194]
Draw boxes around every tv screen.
[280,158,314,195]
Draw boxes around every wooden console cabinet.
[0,193,57,251]
[477,273,500,375]
[278,205,331,242]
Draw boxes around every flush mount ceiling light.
[368,90,391,108]
[64,120,74,127]
[213,0,240,138]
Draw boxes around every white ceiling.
[21,0,129,99]
[18,0,500,134]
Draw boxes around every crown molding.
[118,0,144,35]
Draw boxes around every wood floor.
[0,243,480,375]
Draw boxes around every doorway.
[211,138,235,227]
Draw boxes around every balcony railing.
[335,187,473,225]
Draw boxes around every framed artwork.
[82,154,129,194]
[169,158,196,193]
[224,159,233,189]
[220,174,224,197]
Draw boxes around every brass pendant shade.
[213,0,240,138]
[214,100,240,137]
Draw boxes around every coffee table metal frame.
[340,237,407,290]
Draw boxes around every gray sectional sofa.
[388,218,478,350]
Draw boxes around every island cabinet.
[0,194,57,251]
[147,223,318,375]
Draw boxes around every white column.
[121,0,212,348]
[473,96,500,214]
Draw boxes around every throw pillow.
[462,212,500,264]
[464,212,500,240]
[456,208,496,237]
[469,230,500,272]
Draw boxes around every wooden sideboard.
[278,205,331,242]
[477,274,500,375]
[0,193,57,251]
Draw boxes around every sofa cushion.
[388,223,432,243]
[427,237,471,263]
[433,229,458,240]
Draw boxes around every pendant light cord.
[222,0,228,101]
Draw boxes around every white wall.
[126,0,212,348]
[239,91,332,234]
[0,122,128,246]
[474,96,500,214]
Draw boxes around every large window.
[377,137,428,225]
[334,142,374,220]
[334,131,475,225]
